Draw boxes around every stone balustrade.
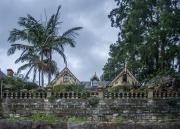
[2,90,180,99]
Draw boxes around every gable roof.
[51,67,80,85]
[108,67,139,86]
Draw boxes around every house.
[51,66,139,90]
[51,67,80,86]
[108,66,139,88]
[51,67,109,90]
[81,72,109,91]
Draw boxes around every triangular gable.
[51,67,80,86]
[108,67,139,86]
[58,67,80,83]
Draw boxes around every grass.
[30,114,63,122]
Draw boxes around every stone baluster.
[11,92,13,99]
[108,92,111,99]
[15,92,18,99]
[38,92,41,99]
[70,92,73,99]
[24,92,27,99]
[6,90,9,98]
[175,92,178,98]
[20,92,23,99]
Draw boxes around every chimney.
[7,69,14,77]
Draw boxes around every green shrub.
[31,113,61,122]
[108,85,130,92]
[47,95,57,102]
[2,77,38,91]
[88,96,99,107]
[52,84,87,92]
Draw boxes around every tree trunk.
[39,68,41,86]
[48,50,52,85]
[41,52,44,87]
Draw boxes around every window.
[92,80,98,87]
[63,74,69,82]
[122,73,127,83]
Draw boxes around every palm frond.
[7,44,33,56]
[17,63,32,74]
[8,29,29,43]
[62,27,83,38]
[53,47,67,65]
[24,65,34,79]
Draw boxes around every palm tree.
[41,5,82,84]
[7,5,82,86]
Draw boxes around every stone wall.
[0,120,180,129]
[1,91,180,121]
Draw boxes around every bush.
[47,95,56,102]
[108,85,131,92]
[88,96,100,107]
[2,77,38,91]
[31,114,62,122]
[52,84,87,92]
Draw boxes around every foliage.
[52,84,86,92]
[87,96,100,107]
[108,85,131,92]
[47,95,57,102]
[144,71,180,89]
[67,117,87,123]
[2,77,38,91]
[102,0,180,83]
[7,5,82,86]
[30,114,62,122]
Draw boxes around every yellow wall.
[111,74,137,87]
[53,73,79,86]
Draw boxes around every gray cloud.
[0,0,118,82]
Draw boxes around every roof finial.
[125,62,127,72]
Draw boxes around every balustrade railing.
[2,90,180,99]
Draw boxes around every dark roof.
[90,72,100,81]
[80,81,110,89]
[0,70,6,79]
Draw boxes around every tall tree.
[102,0,180,81]
[7,5,82,86]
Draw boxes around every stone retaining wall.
[0,120,180,129]
[2,97,180,121]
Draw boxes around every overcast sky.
[0,0,118,83]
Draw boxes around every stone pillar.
[148,90,154,99]
[47,88,52,98]
[98,91,103,98]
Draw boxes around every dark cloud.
[0,0,118,83]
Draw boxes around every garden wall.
[1,91,180,121]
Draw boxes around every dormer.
[90,72,100,87]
